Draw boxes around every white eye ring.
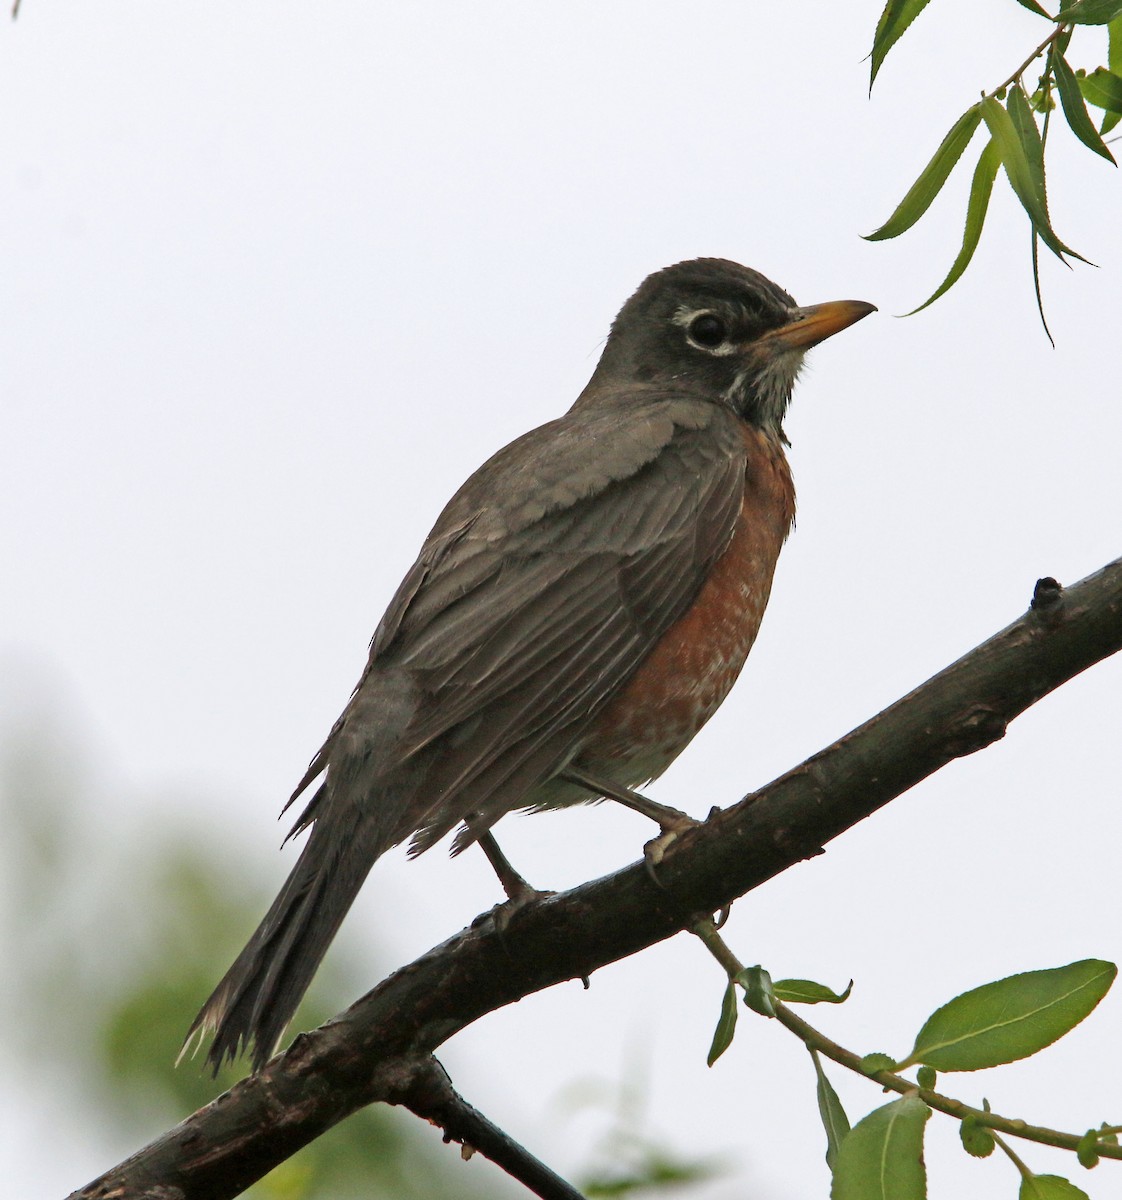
[678,309,734,355]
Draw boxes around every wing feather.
[310,396,749,853]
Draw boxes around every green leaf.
[915,1065,937,1090]
[959,1115,996,1158]
[1076,1129,1101,1168]
[906,138,1001,313]
[904,959,1116,1072]
[864,104,982,240]
[1054,53,1117,161]
[774,978,853,1005]
[831,1097,930,1200]
[1056,0,1122,22]
[1008,83,1048,196]
[1080,66,1122,113]
[810,1048,851,1171]
[1019,1175,1091,1200]
[737,965,776,1017]
[1013,0,1054,12]
[1105,19,1122,131]
[1030,221,1054,348]
[707,980,738,1066]
[870,0,935,88]
[981,95,1088,264]
[860,1052,897,1075]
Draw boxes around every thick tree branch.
[69,558,1122,1200]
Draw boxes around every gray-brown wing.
[296,397,747,854]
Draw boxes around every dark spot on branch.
[1031,576,1064,611]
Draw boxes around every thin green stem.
[689,920,1122,1163]
[987,24,1070,100]
[691,916,742,977]
[992,1130,1035,1180]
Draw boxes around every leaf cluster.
[705,954,1119,1200]
[867,1,1122,323]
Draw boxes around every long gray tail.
[182,812,387,1073]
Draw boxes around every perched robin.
[185,258,874,1071]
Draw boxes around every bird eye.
[687,313,728,349]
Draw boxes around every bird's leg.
[469,825,555,939]
[560,766,699,879]
[476,830,537,904]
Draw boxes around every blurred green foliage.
[1,715,715,1198]
[0,720,508,1199]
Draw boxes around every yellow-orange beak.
[761,298,877,352]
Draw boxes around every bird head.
[582,258,875,440]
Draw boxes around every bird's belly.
[579,426,794,788]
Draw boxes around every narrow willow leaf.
[1019,1175,1091,1200]
[1008,84,1048,203]
[870,0,935,88]
[1054,53,1117,161]
[774,978,853,1005]
[1080,66,1122,113]
[1106,19,1122,132]
[981,96,1088,264]
[810,1048,851,1171]
[1030,226,1055,347]
[831,1097,930,1200]
[1056,0,1122,22]
[906,138,1000,313]
[865,105,981,240]
[905,959,1116,1072]
[707,980,738,1066]
[1013,0,1053,12]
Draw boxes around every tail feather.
[183,814,387,1073]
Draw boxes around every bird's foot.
[472,886,555,933]
[475,885,557,935]
[472,828,554,936]
[642,809,702,887]
[559,765,703,887]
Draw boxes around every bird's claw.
[473,887,556,935]
[642,812,702,887]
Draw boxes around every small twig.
[400,1058,586,1200]
[987,24,1069,100]
[774,1001,1122,1160]
[691,918,1122,1162]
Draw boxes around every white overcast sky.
[3,3,1121,1198]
